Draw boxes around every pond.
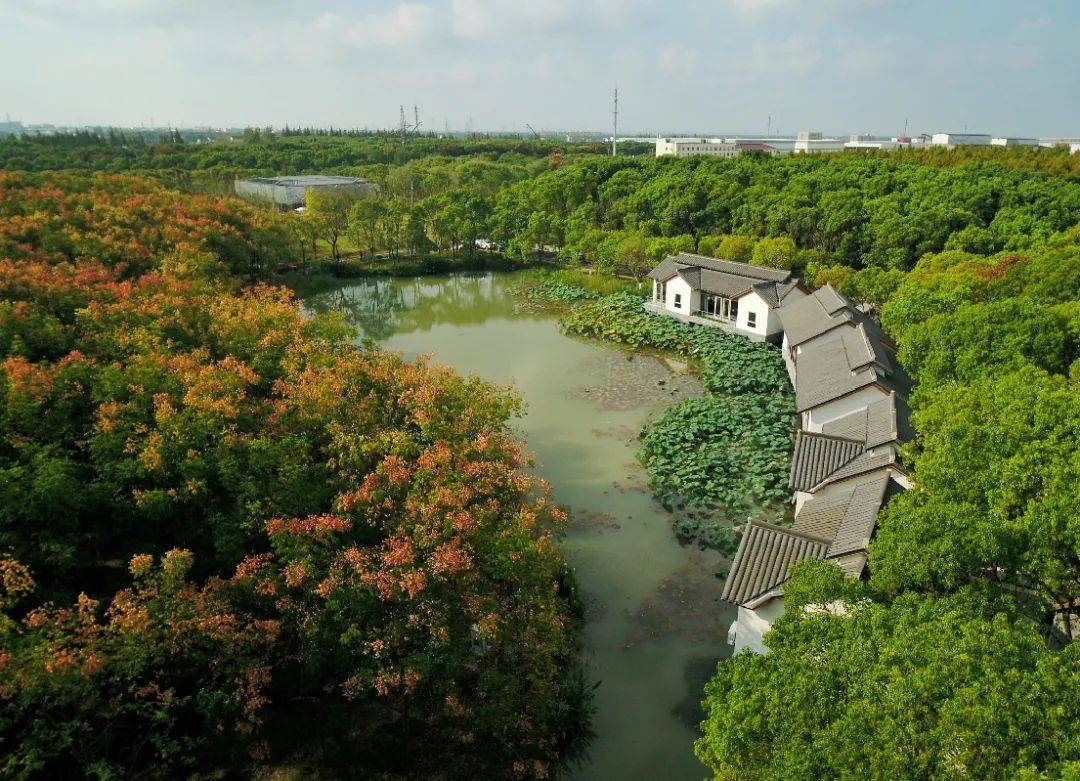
[304,271,734,780]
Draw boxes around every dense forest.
[2,135,1079,779]
[0,131,609,191]
[0,173,590,778]
[695,226,1080,779]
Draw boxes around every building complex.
[723,284,912,654]
[641,252,914,655]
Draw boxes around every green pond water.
[304,271,734,780]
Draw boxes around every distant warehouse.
[234,175,377,210]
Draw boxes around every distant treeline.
[0,131,614,177]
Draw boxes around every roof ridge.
[796,429,863,446]
[746,518,832,545]
[670,252,791,282]
[809,452,904,492]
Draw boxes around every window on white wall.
[747,311,757,328]
[674,293,682,308]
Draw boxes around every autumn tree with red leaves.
[0,173,591,779]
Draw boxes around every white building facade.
[931,132,992,147]
[655,138,737,158]
[793,131,845,153]
[645,253,805,342]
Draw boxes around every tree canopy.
[0,172,589,778]
[697,574,1080,781]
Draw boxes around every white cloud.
[1018,16,1050,32]
[450,0,646,39]
[658,44,700,75]
[751,36,822,73]
[313,4,437,49]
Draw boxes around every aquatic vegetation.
[513,269,649,305]
[559,290,794,550]
[640,394,793,511]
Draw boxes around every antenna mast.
[612,87,618,157]
[767,114,772,138]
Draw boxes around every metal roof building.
[234,175,377,210]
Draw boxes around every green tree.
[717,235,755,263]
[305,188,359,262]
[869,369,1080,635]
[899,299,1075,387]
[616,232,650,280]
[751,235,797,270]
[697,584,1080,781]
[348,197,387,259]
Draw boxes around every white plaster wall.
[803,386,889,431]
[664,275,695,314]
[764,307,785,338]
[735,290,771,337]
[731,598,786,655]
[793,490,813,515]
[781,333,797,384]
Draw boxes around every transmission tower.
[611,87,618,157]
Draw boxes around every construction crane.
[525,123,541,140]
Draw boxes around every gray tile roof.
[815,285,850,315]
[792,320,912,413]
[791,488,850,540]
[648,252,792,286]
[752,280,782,307]
[791,469,895,568]
[723,456,905,608]
[829,551,869,578]
[793,330,885,412]
[825,473,891,558]
[721,521,832,605]
[789,431,865,492]
[777,284,857,347]
[699,268,761,298]
[810,448,904,492]
[819,392,910,448]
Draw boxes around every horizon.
[2,0,1078,138]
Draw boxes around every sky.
[0,0,1077,137]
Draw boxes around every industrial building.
[991,137,1038,147]
[655,138,738,158]
[930,132,992,147]
[234,175,377,210]
[792,131,845,154]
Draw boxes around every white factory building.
[930,132,992,147]
[655,138,738,158]
[792,131,845,153]
[991,137,1039,147]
